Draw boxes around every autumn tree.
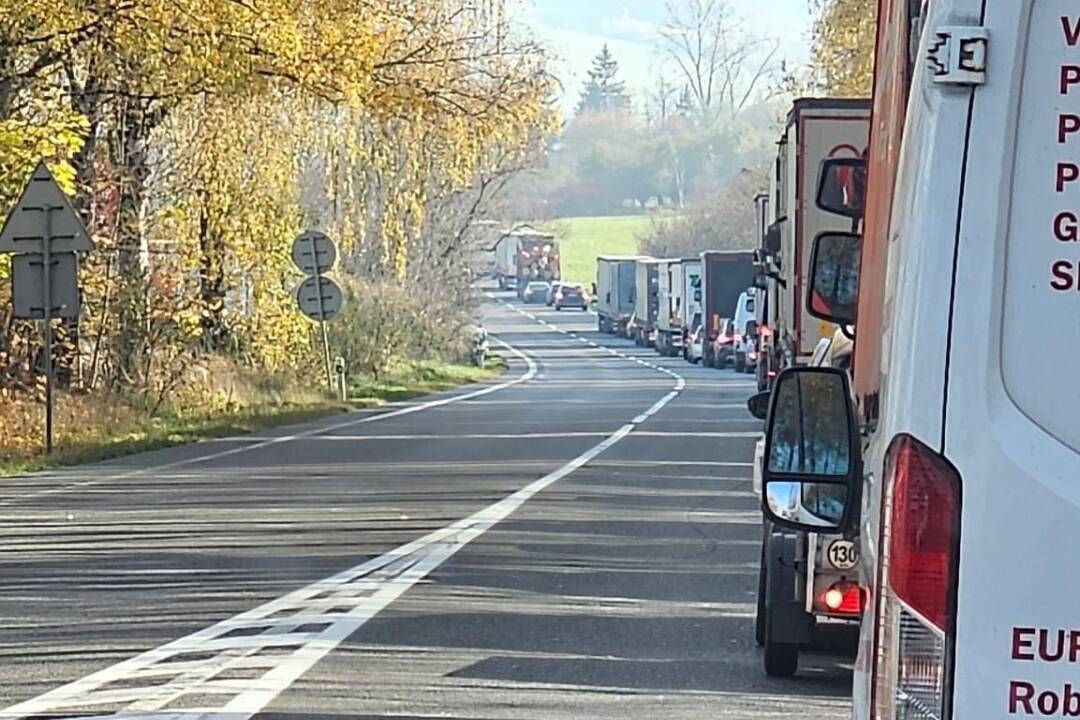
[809,0,877,96]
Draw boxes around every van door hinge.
[927,26,988,86]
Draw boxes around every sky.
[513,0,813,112]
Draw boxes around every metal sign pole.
[307,233,333,392]
[42,205,54,454]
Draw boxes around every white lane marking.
[2,339,685,719]
[0,340,537,508]
[234,432,612,442]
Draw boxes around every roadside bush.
[327,277,474,381]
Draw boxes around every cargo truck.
[512,230,560,299]
[595,256,639,335]
[679,258,703,362]
[770,98,870,372]
[700,251,754,369]
[655,259,688,357]
[629,258,661,346]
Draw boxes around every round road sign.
[291,230,337,275]
[295,275,344,321]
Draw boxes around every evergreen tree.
[576,45,631,115]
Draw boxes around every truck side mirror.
[808,232,860,326]
[747,391,770,420]
[762,367,859,534]
[753,271,769,290]
[816,157,867,219]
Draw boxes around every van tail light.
[871,435,962,720]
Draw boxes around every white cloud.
[600,11,659,41]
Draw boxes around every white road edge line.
[2,302,687,720]
[0,338,537,508]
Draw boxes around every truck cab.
[755,1,1080,718]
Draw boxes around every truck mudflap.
[766,529,814,645]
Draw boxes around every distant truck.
[656,259,689,356]
[595,256,640,335]
[753,192,781,391]
[769,98,870,370]
[700,251,754,368]
[629,258,661,346]
[494,229,560,296]
[679,258,703,359]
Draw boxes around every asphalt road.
[0,292,853,719]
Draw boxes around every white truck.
[655,259,685,356]
[755,3,1079,719]
[494,234,519,290]
[746,96,871,679]
[771,98,870,372]
[679,258,703,362]
[595,256,640,336]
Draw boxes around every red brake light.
[886,435,962,632]
[823,582,862,614]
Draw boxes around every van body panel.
[852,0,985,715]
[939,2,1080,717]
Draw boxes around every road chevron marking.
[2,306,687,720]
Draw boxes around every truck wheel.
[555,305,562,311]
[735,353,746,373]
[764,634,799,678]
[755,540,767,647]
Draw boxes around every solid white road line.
[2,307,689,720]
[0,339,537,509]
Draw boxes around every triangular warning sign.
[0,162,93,253]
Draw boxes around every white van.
[731,290,756,374]
[755,2,1080,718]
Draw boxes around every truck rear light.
[823,582,862,614]
[872,436,961,720]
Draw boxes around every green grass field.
[540,215,652,286]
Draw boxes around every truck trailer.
[595,256,639,335]
[629,258,661,346]
[655,259,688,357]
[700,251,754,369]
[770,98,870,370]
[511,230,560,299]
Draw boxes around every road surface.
[0,293,853,719]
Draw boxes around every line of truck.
[594,252,755,369]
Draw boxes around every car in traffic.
[554,283,588,310]
[521,281,550,304]
[708,318,735,368]
[685,318,704,364]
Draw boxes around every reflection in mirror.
[817,157,867,219]
[767,370,852,476]
[809,233,860,325]
[765,481,842,529]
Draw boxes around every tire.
[735,352,746,374]
[764,635,799,678]
[755,540,767,648]
[555,305,562,311]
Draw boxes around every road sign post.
[292,231,342,394]
[0,163,93,454]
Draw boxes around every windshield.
[0,0,872,716]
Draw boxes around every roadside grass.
[348,356,507,403]
[0,357,507,478]
[540,215,652,286]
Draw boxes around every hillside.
[542,215,651,286]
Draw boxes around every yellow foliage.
[809,0,877,97]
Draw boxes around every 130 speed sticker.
[826,540,859,570]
